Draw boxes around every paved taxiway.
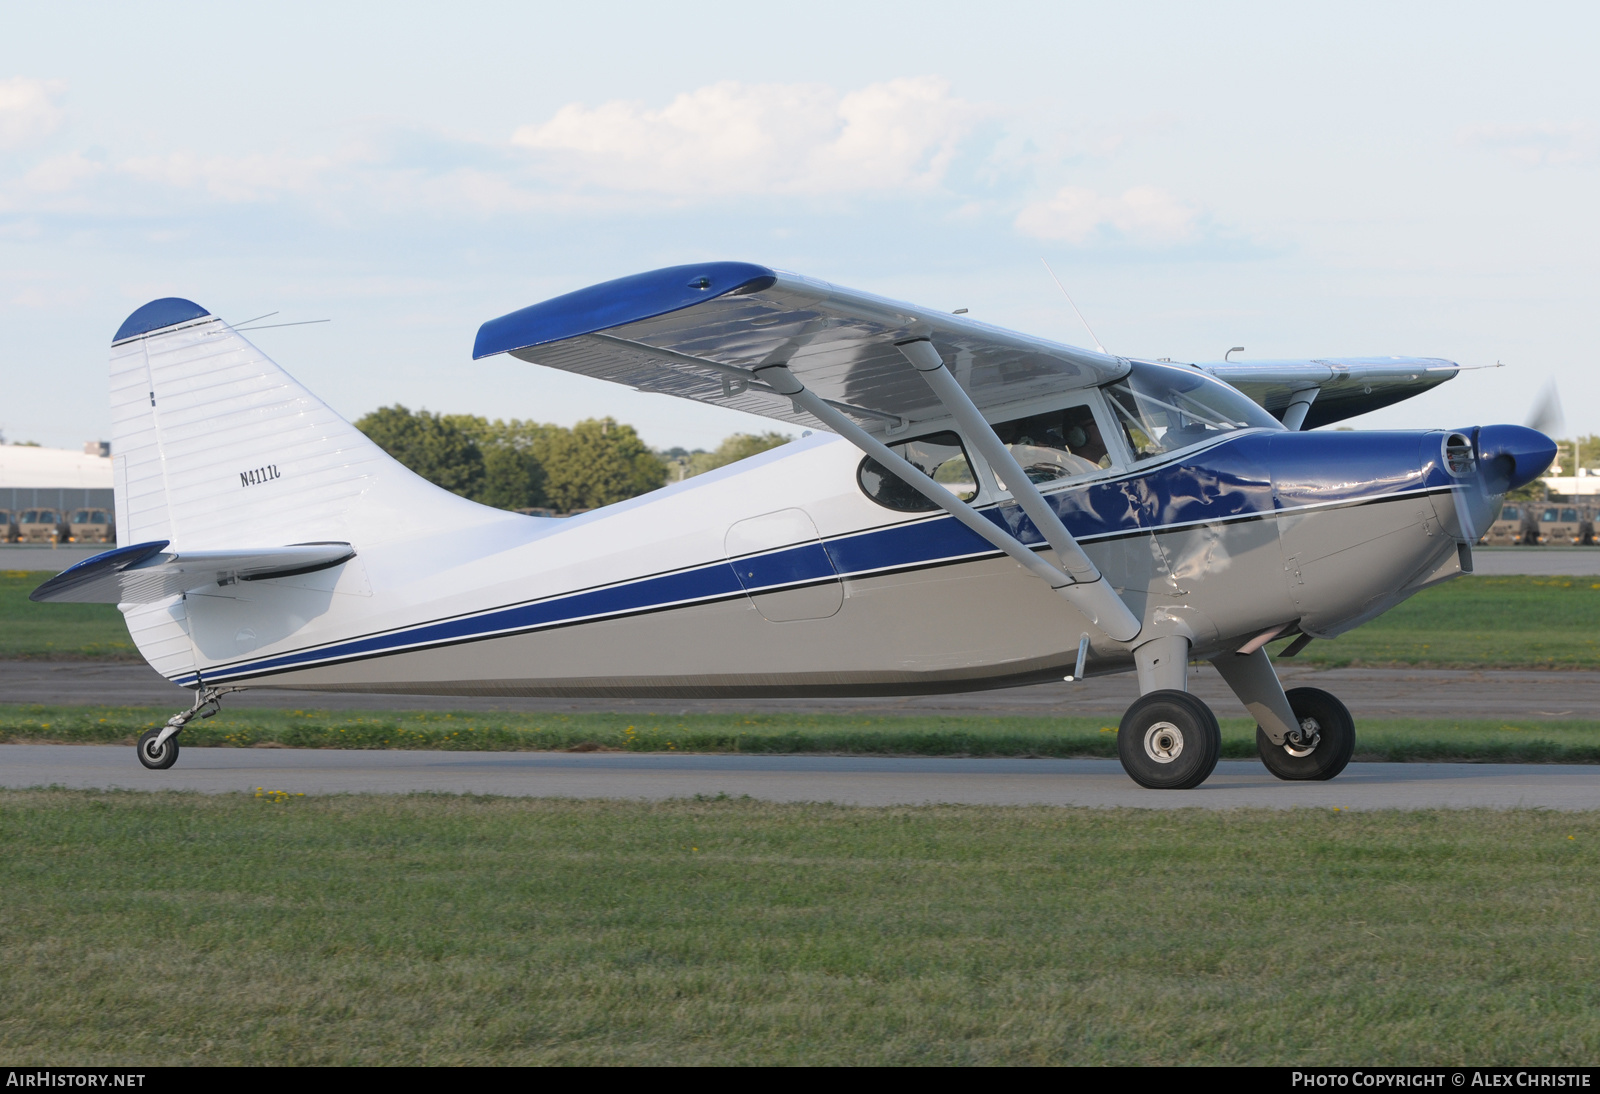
[7,660,1600,721]
[4,744,1597,810]
[1463,548,1600,577]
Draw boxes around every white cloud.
[22,151,102,192]
[1461,122,1598,167]
[117,150,341,202]
[0,77,987,217]
[9,285,89,310]
[511,77,981,197]
[0,77,64,149]
[1013,185,1198,245]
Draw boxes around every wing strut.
[895,339,1143,642]
[1280,387,1319,431]
[753,361,1142,643]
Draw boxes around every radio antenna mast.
[1040,258,1107,354]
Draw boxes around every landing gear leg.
[136,686,234,770]
[1117,635,1221,790]
[1257,688,1355,781]
[1210,647,1354,781]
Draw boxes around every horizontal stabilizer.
[31,541,356,604]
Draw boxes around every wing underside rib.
[480,262,1129,436]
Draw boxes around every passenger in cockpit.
[995,403,1112,485]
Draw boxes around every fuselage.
[166,422,1475,698]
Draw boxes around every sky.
[1,1,1597,451]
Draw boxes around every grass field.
[0,570,136,660]
[2,790,1596,1065]
[4,570,1598,669]
[1274,575,1600,669]
[5,702,1600,764]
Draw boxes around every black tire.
[1117,690,1221,790]
[1256,687,1354,781]
[136,727,180,770]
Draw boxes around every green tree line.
[355,405,790,513]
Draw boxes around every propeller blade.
[1526,379,1566,438]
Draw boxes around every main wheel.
[136,727,180,770]
[1256,687,1354,781]
[1117,690,1221,789]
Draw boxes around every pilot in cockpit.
[994,403,1113,486]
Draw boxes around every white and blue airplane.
[32,262,1556,789]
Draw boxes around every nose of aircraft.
[1476,423,1558,494]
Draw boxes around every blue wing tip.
[113,298,211,345]
[473,261,777,360]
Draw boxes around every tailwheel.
[136,727,180,770]
[133,686,233,771]
[1117,690,1221,790]
[1256,686,1355,781]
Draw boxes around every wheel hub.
[1284,717,1321,758]
[1143,721,1185,763]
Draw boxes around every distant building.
[1541,470,1600,498]
[0,443,114,515]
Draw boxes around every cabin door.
[724,508,844,622]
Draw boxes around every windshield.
[1104,361,1282,461]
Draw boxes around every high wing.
[473,262,1128,434]
[31,541,356,604]
[1198,357,1460,429]
[472,262,1460,433]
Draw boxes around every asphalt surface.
[0,545,103,570]
[1470,547,1600,576]
[5,659,1598,721]
[4,744,1596,809]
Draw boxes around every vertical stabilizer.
[108,297,516,681]
[113,298,388,550]
[110,298,503,550]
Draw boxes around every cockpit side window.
[858,431,977,512]
[990,401,1116,491]
[1105,360,1282,462]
